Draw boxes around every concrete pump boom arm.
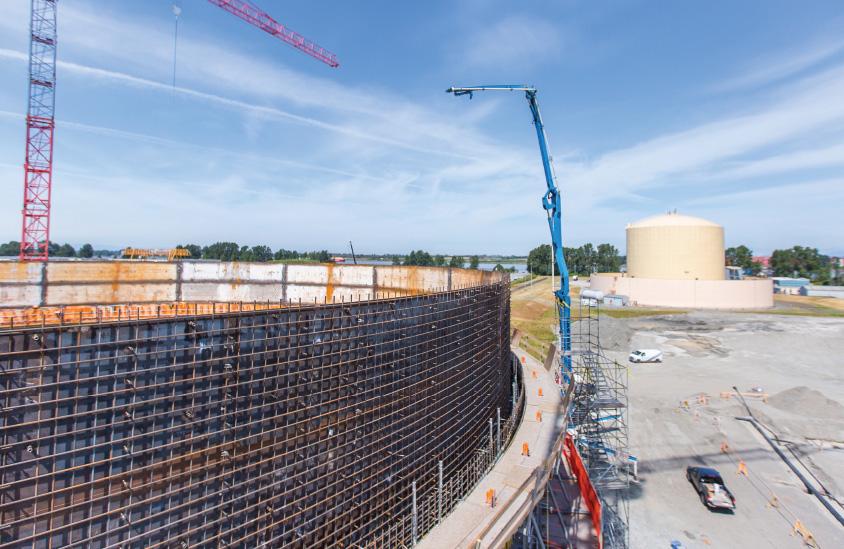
[446,85,573,377]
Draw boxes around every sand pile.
[768,386,844,420]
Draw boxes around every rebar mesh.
[0,282,514,548]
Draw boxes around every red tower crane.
[207,0,339,67]
[20,0,57,261]
[19,0,338,261]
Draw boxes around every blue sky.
[1,0,843,256]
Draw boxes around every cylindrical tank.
[626,212,725,280]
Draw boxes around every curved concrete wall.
[0,266,514,547]
[0,261,505,325]
[627,222,725,280]
[590,273,773,309]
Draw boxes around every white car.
[628,349,663,363]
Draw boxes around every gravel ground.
[597,311,844,548]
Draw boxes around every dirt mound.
[591,316,633,351]
[768,386,844,419]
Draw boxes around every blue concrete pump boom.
[446,85,572,378]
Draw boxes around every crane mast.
[446,85,573,379]
[20,0,58,261]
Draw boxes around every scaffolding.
[569,300,630,548]
[0,282,516,548]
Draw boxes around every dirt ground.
[595,311,844,548]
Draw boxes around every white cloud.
[704,142,844,181]
[563,64,844,206]
[712,36,844,93]
[462,15,564,69]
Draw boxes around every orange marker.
[521,442,530,456]
[535,411,542,422]
[538,388,543,397]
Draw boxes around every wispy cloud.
[703,142,844,181]
[711,35,844,93]
[461,15,564,69]
[563,63,844,206]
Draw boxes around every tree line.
[0,241,97,258]
[177,243,331,263]
[728,244,841,284]
[526,243,623,276]
[398,250,481,269]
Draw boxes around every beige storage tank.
[627,212,725,280]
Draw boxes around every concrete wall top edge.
[1,261,508,318]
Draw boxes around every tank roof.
[627,212,721,229]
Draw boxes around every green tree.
[469,255,480,269]
[527,244,552,276]
[725,245,754,270]
[433,254,446,266]
[391,255,402,265]
[54,243,76,257]
[596,243,621,272]
[564,247,579,275]
[202,242,240,261]
[493,263,506,272]
[0,241,20,256]
[770,246,829,282]
[305,250,331,262]
[249,245,273,262]
[448,255,465,269]
[274,248,299,260]
[580,243,595,274]
[177,244,202,259]
[78,243,94,258]
[404,250,434,266]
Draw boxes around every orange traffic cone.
[521,443,530,457]
[737,460,748,476]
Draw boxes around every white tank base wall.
[0,261,504,309]
[590,274,773,309]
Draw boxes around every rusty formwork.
[0,280,515,548]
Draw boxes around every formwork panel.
[287,264,329,285]
[46,262,176,283]
[45,283,177,306]
[181,262,284,282]
[180,282,284,302]
[375,266,449,294]
[327,286,375,302]
[0,285,41,308]
[286,283,328,304]
[0,262,42,284]
[0,280,513,548]
[329,265,374,287]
